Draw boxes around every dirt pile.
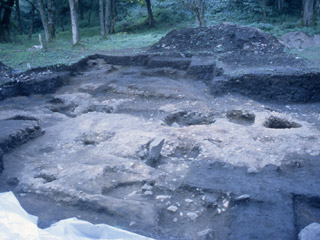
[150,23,284,55]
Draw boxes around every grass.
[0,25,173,71]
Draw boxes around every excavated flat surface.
[0,58,320,240]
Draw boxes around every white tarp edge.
[0,192,154,240]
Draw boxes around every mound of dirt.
[149,23,284,56]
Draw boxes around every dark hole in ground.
[264,116,302,129]
[226,110,255,126]
[164,111,215,127]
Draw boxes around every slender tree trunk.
[145,0,155,27]
[180,0,206,27]
[87,0,93,25]
[302,0,315,26]
[47,0,55,38]
[105,0,112,34]
[68,0,80,45]
[36,0,51,42]
[99,0,105,36]
[15,0,22,34]
[277,0,284,13]
[260,0,267,23]
[28,3,35,40]
[111,0,115,33]
[0,0,15,42]
[196,0,206,26]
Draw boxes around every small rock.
[129,221,136,227]
[298,223,320,240]
[185,199,193,203]
[171,122,180,128]
[156,195,171,200]
[146,138,165,167]
[173,218,178,223]
[186,212,198,221]
[235,194,250,201]
[247,167,259,174]
[167,205,178,213]
[144,191,153,196]
[197,228,214,240]
[202,195,217,208]
[141,183,153,191]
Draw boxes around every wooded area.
[0,0,319,44]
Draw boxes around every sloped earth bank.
[0,23,320,239]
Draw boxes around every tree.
[302,0,316,26]
[36,0,51,42]
[0,0,15,42]
[105,0,115,34]
[47,0,56,38]
[180,0,206,27]
[15,0,22,34]
[99,0,105,36]
[145,0,155,27]
[69,0,80,45]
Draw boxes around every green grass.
[0,25,173,71]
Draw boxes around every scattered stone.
[143,191,153,196]
[167,205,178,213]
[156,195,171,201]
[298,223,320,240]
[202,195,217,208]
[235,194,250,202]
[129,221,136,227]
[197,228,214,240]
[173,218,178,223]
[185,199,193,203]
[247,167,259,174]
[146,138,165,167]
[186,212,198,221]
[141,183,153,191]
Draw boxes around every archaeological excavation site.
[1,24,320,239]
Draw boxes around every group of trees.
[0,0,319,44]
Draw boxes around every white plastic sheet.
[0,192,154,240]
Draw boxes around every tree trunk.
[111,0,115,33]
[180,0,206,27]
[47,0,55,38]
[28,2,35,40]
[105,0,112,34]
[0,0,15,42]
[99,0,105,36]
[68,0,80,45]
[145,0,155,27]
[88,0,93,25]
[15,0,22,34]
[277,0,284,13]
[260,0,267,23]
[302,0,315,26]
[196,0,206,27]
[36,0,51,42]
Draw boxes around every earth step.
[147,57,191,70]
